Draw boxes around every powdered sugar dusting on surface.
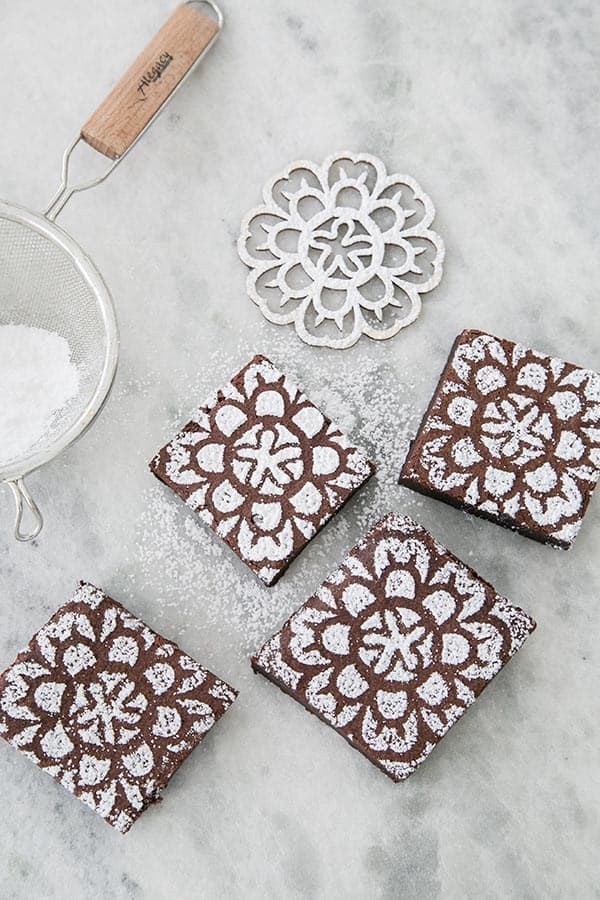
[131,337,422,650]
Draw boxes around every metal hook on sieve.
[8,478,43,542]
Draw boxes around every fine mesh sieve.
[0,1,222,541]
[0,204,118,539]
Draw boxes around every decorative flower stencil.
[400,330,600,548]
[238,152,445,349]
[151,355,375,585]
[0,583,237,833]
[253,514,535,781]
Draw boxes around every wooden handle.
[81,3,219,160]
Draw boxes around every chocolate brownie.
[0,583,237,833]
[150,355,375,585]
[400,329,600,548]
[252,513,535,782]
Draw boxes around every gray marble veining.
[1,1,599,898]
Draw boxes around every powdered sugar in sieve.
[0,324,81,467]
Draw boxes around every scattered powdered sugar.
[0,323,80,466]
[130,337,427,650]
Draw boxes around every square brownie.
[0,583,237,833]
[252,513,535,782]
[150,355,375,585]
[400,329,600,548]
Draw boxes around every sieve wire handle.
[44,2,223,220]
[8,478,44,542]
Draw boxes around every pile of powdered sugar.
[128,335,428,651]
[0,323,80,466]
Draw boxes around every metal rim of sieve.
[0,201,119,505]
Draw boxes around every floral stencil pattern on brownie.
[151,356,374,585]
[401,330,600,547]
[252,514,535,781]
[0,583,237,833]
[238,152,444,349]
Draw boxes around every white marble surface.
[1,1,599,897]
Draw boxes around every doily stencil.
[238,152,445,349]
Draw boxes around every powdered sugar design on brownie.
[252,513,536,781]
[0,583,237,834]
[150,355,375,586]
[402,330,600,547]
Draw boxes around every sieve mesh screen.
[0,213,114,469]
